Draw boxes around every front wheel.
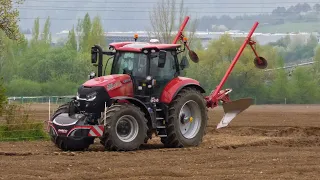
[161,87,208,148]
[100,103,148,151]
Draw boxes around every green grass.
[0,124,49,141]
[0,103,49,141]
[257,22,320,33]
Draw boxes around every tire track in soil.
[205,126,320,150]
[1,126,319,156]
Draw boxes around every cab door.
[150,50,179,97]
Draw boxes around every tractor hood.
[81,74,133,98]
[83,74,126,87]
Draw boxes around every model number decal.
[122,78,131,84]
[107,81,122,91]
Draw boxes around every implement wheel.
[161,87,208,148]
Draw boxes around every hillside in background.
[257,22,320,33]
[197,2,320,33]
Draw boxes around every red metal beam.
[172,16,190,44]
[207,22,259,102]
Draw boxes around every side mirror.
[180,56,189,70]
[91,47,98,63]
[158,50,167,68]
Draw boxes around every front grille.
[77,85,110,113]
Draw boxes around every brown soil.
[0,104,320,180]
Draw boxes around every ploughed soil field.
[0,104,320,180]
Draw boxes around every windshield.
[111,50,177,80]
[112,52,148,77]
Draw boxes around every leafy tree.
[0,0,23,112]
[65,26,77,51]
[0,0,23,40]
[312,45,320,85]
[268,56,288,103]
[272,7,287,16]
[30,17,40,46]
[268,35,291,48]
[90,16,106,48]
[41,17,52,45]
[78,13,92,52]
[287,67,319,104]
[0,78,6,115]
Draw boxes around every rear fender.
[110,96,153,127]
[160,77,205,104]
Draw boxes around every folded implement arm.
[205,22,267,129]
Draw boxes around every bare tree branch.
[148,0,198,46]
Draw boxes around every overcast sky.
[17,0,316,33]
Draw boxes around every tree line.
[198,3,320,32]
[0,13,106,96]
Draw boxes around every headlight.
[89,72,96,79]
[86,91,97,101]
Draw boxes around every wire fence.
[7,95,75,104]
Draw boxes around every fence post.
[285,98,287,104]
[49,97,51,120]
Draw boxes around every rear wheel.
[49,103,94,151]
[161,87,208,148]
[100,103,148,151]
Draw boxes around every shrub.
[0,78,6,116]
[5,78,42,96]
[0,103,48,141]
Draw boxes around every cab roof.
[109,42,181,52]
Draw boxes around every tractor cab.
[90,36,195,102]
[110,43,185,98]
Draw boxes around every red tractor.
[48,17,268,151]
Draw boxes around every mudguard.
[110,96,153,124]
[160,77,205,104]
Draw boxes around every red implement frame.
[172,16,197,60]
[205,22,261,108]
[172,16,190,44]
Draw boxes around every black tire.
[49,103,69,143]
[49,103,94,151]
[161,87,208,148]
[100,103,148,151]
